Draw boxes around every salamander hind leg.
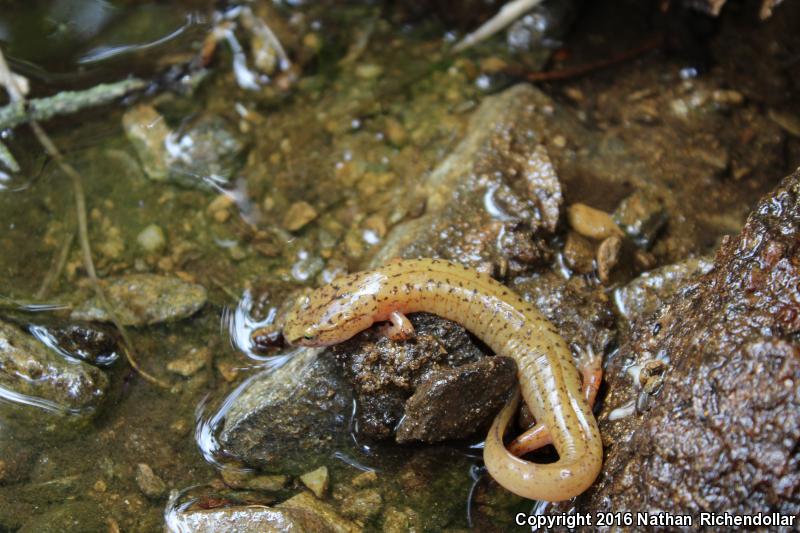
[507,347,603,457]
[380,310,416,341]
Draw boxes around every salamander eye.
[303,334,314,340]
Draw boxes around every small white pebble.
[136,224,166,253]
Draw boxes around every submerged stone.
[173,499,358,533]
[70,274,207,326]
[0,319,108,414]
[18,501,107,533]
[123,105,246,188]
[218,348,352,473]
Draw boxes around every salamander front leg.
[508,348,602,456]
[380,310,416,341]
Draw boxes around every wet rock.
[135,463,166,499]
[31,322,119,367]
[331,312,496,441]
[136,223,166,253]
[218,348,352,473]
[562,231,595,274]
[567,203,623,241]
[122,104,171,182]
[613,256,714,326]
[596,235,622,284]
[396,356,516,443]
[340,488,382,522]
[372,84,562,275]
[0,319,108,414]
[511,273,616,356]
[18,501,107,533]
[70,274,206,326]
[277,491,361,533]
[123,105,245,188]
[283,201,319,232]
[166,346,209,377]
[173,498,357,533]
[168,115,246,186]
[571,171,800,524]
[300,466,329,498]
[173,506,307,533]
[612,189,668,249]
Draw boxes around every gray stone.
[0,319,107,414]
[218,348,352,473]
[70,274,206,326]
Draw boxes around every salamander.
[283,258,603,501]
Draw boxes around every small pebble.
[166,347,209,377]
[355,64,383,79]
[384,118,407,147]
[564,86,584,102]
[712,89,744,106]
[283,201,318,232]
[137,224,166,253]
[351,470,377,488]
[340,489,382,521]
[216,360,239,382]
[567,203,623,240]
[597,235,622,284]
[563,231,595,274]
[300,466,329,498]
[136,463,166,499]
[247,474,288,492]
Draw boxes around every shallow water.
[0,0,798,531]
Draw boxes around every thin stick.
[0,50,168,388]
[36,227,75,299]
[525,35,664,82]
[452,0,545,53]
[0,79,146,130]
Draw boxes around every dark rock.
[331,312,493,441]
[511,273,616,356]
[0,319,108,414]
[613,256,714,327]
[569,171,800,525]
[218,348,352,473]
[372,84,562,277]
[30,323,119,367]
[613,188,668,249]
[396,356,516,443]
[562,231,595,274]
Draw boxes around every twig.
[524,35,664,82]
[0,140,19,172]
[0,78,146,130]
[36,227,75,299]
[452,0,545,53]
[0,50,169,388]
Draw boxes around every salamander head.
[282,274,380,347]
